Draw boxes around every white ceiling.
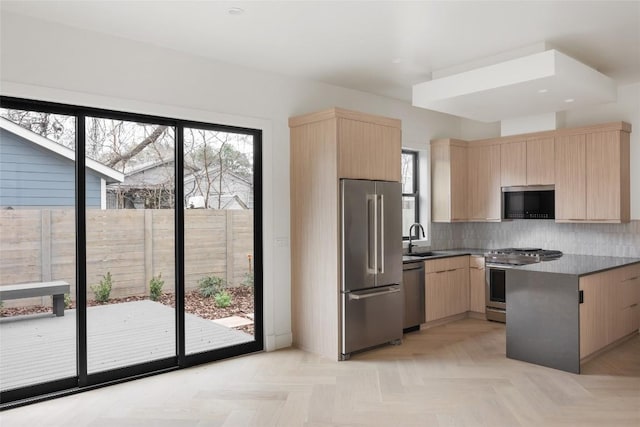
[1,1,639,120]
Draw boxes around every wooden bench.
[0,281,70,317]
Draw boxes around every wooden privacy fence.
[0,209,253,307]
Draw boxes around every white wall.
[460,83,640,219]
[0,12,462,351]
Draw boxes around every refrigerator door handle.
[348,287,400,300]
[367,194,377,274]
[378,193,384,274]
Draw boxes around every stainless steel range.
[484,248,562,322]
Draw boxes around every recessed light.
[391,58,402,64]
[537,89,548,93]
[564,98,575,103]
[228,7,244,15]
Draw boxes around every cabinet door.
[468,144,501,221]
[450,144,468,221]
[555,135,586,221]
[338,118,401,181]
[431,141,467,222]
[501,141,526,187]
[586,131,620,221]
[469,260,486,313]
[449,268,470,316]
[526,137,555,185]
[579,273,609,359]
[425,271,449,322]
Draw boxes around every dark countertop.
[513,254,640,276]
[402,248,487,263]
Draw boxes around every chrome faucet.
[408,223,425,254]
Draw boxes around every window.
[401,150,419,239]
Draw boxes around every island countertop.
[513,254,640,276]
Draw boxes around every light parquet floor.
[1,318,638,426]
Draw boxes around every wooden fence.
[0,209,253,307]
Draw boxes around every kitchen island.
[506,255,640,373]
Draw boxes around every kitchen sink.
[406,251,445,257]
[403,251,448,261]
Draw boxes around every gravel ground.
[0,287,255,335]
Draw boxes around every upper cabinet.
[555,134,587,220]
[468,143,501,222]
[431,139,468,222]
[337,115,401,181]
[556,127,630,223]
[501,137,554,187]
[500,141,526,187]
[432,122,630,224]
[289,107,402,183]
[526,137,555,185]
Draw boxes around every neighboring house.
[106,158,253,209]
[0,117,124,209]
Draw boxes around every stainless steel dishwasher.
[402,261,425,332]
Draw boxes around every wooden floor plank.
[1,318,638,426]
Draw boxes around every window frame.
[401,149,420,240]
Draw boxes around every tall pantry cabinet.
[289,108,401,360]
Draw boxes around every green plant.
[91,272,113,303]
[214,291,232,308]
[241,272,254,287]
[198,275,226,298]
[64,293,72,309]
[149,274,164,301]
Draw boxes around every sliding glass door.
[84,116,176,374]
[0,108,77,392]
[183,126,256,356]
[0,97,262,406]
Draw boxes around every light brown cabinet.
[579,263,640,360]
[500,141,526,187]
[556,129,630,223]
[337,116,401,181]
[430,139,468,222]
[432,122,629,224]
[468,143,501,221]
[501,137,555,187]
[526,137,555,185]
[289,107,401,360]
[425,256,469,322]
[469,256,486,313]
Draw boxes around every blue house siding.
[0,129,102,208]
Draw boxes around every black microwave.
[502,186,555,220]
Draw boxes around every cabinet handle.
[623,276,639,282]
[630,303,638,308]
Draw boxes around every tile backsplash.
[431,220,640,258]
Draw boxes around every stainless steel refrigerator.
[340,179,403,360]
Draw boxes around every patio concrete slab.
[0,300,254,391]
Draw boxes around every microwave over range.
[502,186,555,220]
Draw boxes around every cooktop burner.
[485,248,563,266]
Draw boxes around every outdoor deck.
[0,300,253,391]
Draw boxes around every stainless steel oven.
[484,248,563,323]
[485,264,509,322]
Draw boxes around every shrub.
[91,272,113,303]
[214,291,232,308]
[198,275,226,298]
[64,293,72,309]
[241,272,254,287]
[149,274,164,301]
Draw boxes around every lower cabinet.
[425,256,469,322]
[469,255,486,313]
[579,263,640,359]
